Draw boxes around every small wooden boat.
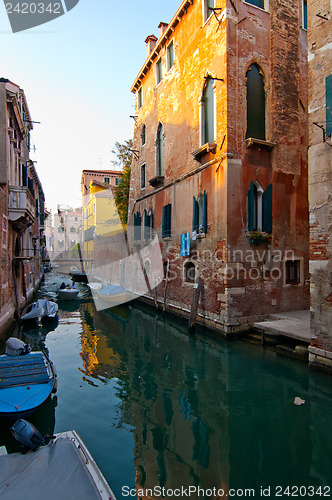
[0,341,57,419]
[0,427,116,499]
[20,299,58,324]
[97,284,137,307]
[57,288,79,301]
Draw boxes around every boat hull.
[0,352,57,419]
[57,289,79,301]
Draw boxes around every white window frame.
[156,58,163,86]
[166,40,175,71]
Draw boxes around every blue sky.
[0,0,181,212]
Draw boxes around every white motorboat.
[0,424,116,500]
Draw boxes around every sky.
[0,0,181,213]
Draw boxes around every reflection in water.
[1,274,332,500]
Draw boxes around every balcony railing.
[8,185,35,228]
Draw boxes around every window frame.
[203,0,215,24]
[140,163,146,190]
[141,124,146,146]
[200,77,216,147]
[167,40,174,71]
[184,261,196,284]
[245,63,266,141]
[137,87,143,110]
[162,204,172,238]
[284,258,303,286]
[156,58,163,86]
[156,123,164,176]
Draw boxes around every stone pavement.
[253,310,311,343]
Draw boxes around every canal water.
[0,271,331,499]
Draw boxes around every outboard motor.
[5,337,31,356]
[11,419,43,451]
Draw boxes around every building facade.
[0,78,46,334]
[81,170,123,275]
[128,0,309,333]
[52,207,82,257]
[307,0,332,370]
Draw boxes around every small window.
[285,260,301,285]
[167,41,174,71]
[184,262,196,284]
[141,124,146,146]
[162,204,172,238]
[203,0,215,23]
[141,164,146,189]
[58,226,64,233]
[144,208,154,239]
[104,177,110,184]
[116,178,120,186]
[246,64,265,140]
[156,58,162,85]
[70,226,76,233]
[245,0,264,8]
[193,191,207,234]
[138,87,143,110]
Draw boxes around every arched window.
[246,64,265,140]
[156,123,164,176]
[184,262,196,284]
[201,78,215,144]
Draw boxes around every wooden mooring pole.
[188,277,202,333]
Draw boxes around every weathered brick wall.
[124,0,309,333]
[308,0,332,351]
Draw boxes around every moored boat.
[97,284,137,307]
[0,339,57,419]
[57,288,79,301]
[20,299,58,324]
[0,427,116,499]
[69,271,88,283]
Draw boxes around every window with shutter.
[246,64,265,140]
[162,204,172,238]
[204,78,215,144]
[134,212,142,241]
[203,0,215,23]
[248,181,271,233]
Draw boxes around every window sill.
[192,143,217,161]
[247,231,271,244]
[245,138,276,150]
[149,176,164,187]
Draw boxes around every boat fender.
[5,337,31,357]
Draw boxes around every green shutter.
[162,205,167,238]
[202,191,207,233]
[246,0,264,8]
[262,183,272,233]
[192,196,199,232]
[326,74,332,138]
[167,204,172,237]
[248,181,256,231]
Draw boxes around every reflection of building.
[128,0,309,333]
[53,207,82,257]
[0,78,46,334]
[81,171,123,274]
[307,0,332,371]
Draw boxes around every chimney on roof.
[158,22,168,36]
[145,35,158,57]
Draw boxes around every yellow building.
[82,179,123,274]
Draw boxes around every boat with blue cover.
[97,284,137,307]
[0,339,57,419]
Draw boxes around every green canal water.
[0,272,331,499]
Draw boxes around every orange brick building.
[128,0,309,333]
